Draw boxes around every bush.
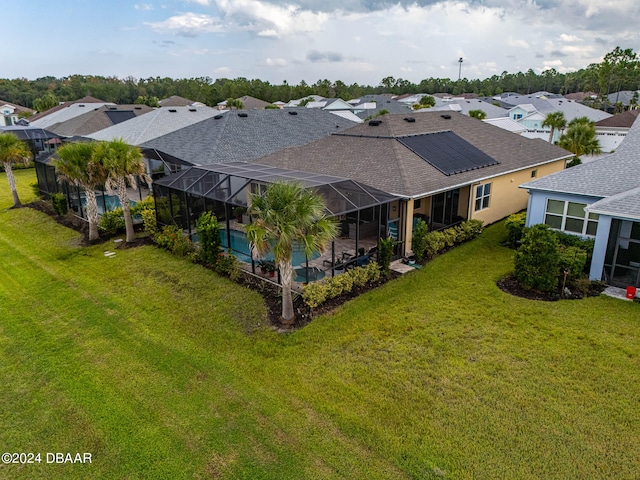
[99,208,126,235]
[215,252,239,281]
[51,193,68,216]
[130,196,155,217]
[155,225,194,257]
[514,224,560,292]
[412,219,429,262]
[505,212,527,247]
[558,245,588,281]
[140,208,158,236]
[196,211,221,266]
[378,237,395,277]
[302,262,381,309]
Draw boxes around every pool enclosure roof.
[154,162,399,215]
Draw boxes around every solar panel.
[397,131,499,176]
[105,110,136,125]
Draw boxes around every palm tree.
[541,111,567,144]
[95,139,148,243]
[0,133,33,208]
[246,182,338,324]
[468,109,487,120]
[558,116,602,160]
[53,142,106,241]
[226,98,244,110]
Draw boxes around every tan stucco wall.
[471,159,566,225]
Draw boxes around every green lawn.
[1,169,639,479]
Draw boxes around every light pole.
[458,57,463,81]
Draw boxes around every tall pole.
[458,57,463,81]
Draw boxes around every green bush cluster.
[378,237,395,277]
[558,245,588,281]
[130,197,157,236]
[411,219,429,263]
[514,224,560,292]
[196,211,222,265]
[504,212,527,247]
[214,252,240,282]
[51,193,68,216]
[420,220,484,259]
[99,208,126,235]
[302,262,381,309]
[155,225,194,257]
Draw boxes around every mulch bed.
[496,273,606,302]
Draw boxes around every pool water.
[81,194,137,215]
[220,229,320,266]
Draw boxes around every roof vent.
[214,114,223,120]
[368,120,382,126]
[404,117,416,123]
[387,100,391,103]
[189,108,197,112]
[109,106,117,110]
[288,111,298,115]
[79,104,85,107]
[134,106,142,110]
[238,113,248,117]
[168,109,177,112]
[441,114,451,119]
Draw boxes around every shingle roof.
[87,106,218,145]
[45,104,154,137]
[595,110,640,128]
[254,111,571,197]
[606,90,640,106]
[523,114,640,200]
[158,95,196,107]
[140,108,358,165]
[352,94,412,118]
[546,98,611,123]
[587,187,640,221]
[429,98,507,119]
[28,96,109,123]
[0,100,34,114]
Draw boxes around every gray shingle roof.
[523,115,640,215]
[45,105,154,137]
[428,98,508,119]
[352,94,412,119]
[87,106,218,144]
[140,108,358,165]
[254,111,571,197]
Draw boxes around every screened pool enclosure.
[153,162,399,281]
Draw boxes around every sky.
[5,0,640,86]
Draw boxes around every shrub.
[302,263,381,309]
[130,196,155,216]
[99,208,126,235]
[505,212,527,247]
[215,252,239,281]
[514,224,560,292]
[140,208,158,236]
[378,237,395,277]
[51,193,68,216]
[558,245,588,281]
[412,219,429,262]
[424,231,446,258]
[196,211,221,266]
[155,225,194,257]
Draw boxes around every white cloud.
[145,12,226,36]
[134,4,153,11]
[508,37,529,48]
[186,0,211,5]
[266,57,287,67]
[559,33,580,42]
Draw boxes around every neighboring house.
[482,117,527,135]
[428,98,508,119]
[594,110,640,153]
[1,100,34,126]
[44,104,154,137]
[606,90,640,108]
[158,95,205,107]
[0,125,61,157]
[139,108,359,167]
[522,117,640,288]
[283,95,325,107]
[253,111,571,256]
[28,96,113,126]
[350,94,411,119]
[217,96,272,110]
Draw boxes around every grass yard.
[1,169,639,479]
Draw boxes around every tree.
[0,133,33,208]
[468,109,487,120]
[95,139,148,243]
[419,95,435,107]
[33,93,59,112]
[514,224,560,292]
[225,98,244,110]
[541,111,567,144]
[558,116,602,159]
[246,182,337,324]
[53,142,106,241]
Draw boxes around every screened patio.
[153,162,399,283]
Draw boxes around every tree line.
[2,47,638,110]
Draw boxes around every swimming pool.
[220,229,320,266]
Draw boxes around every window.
[414,198,421,210]
[544,199,598,236]
[531,169,537,178]
[474,183,491,211]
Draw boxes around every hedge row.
[302,262,381,309]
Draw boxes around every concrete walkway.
[602,286,638,301]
